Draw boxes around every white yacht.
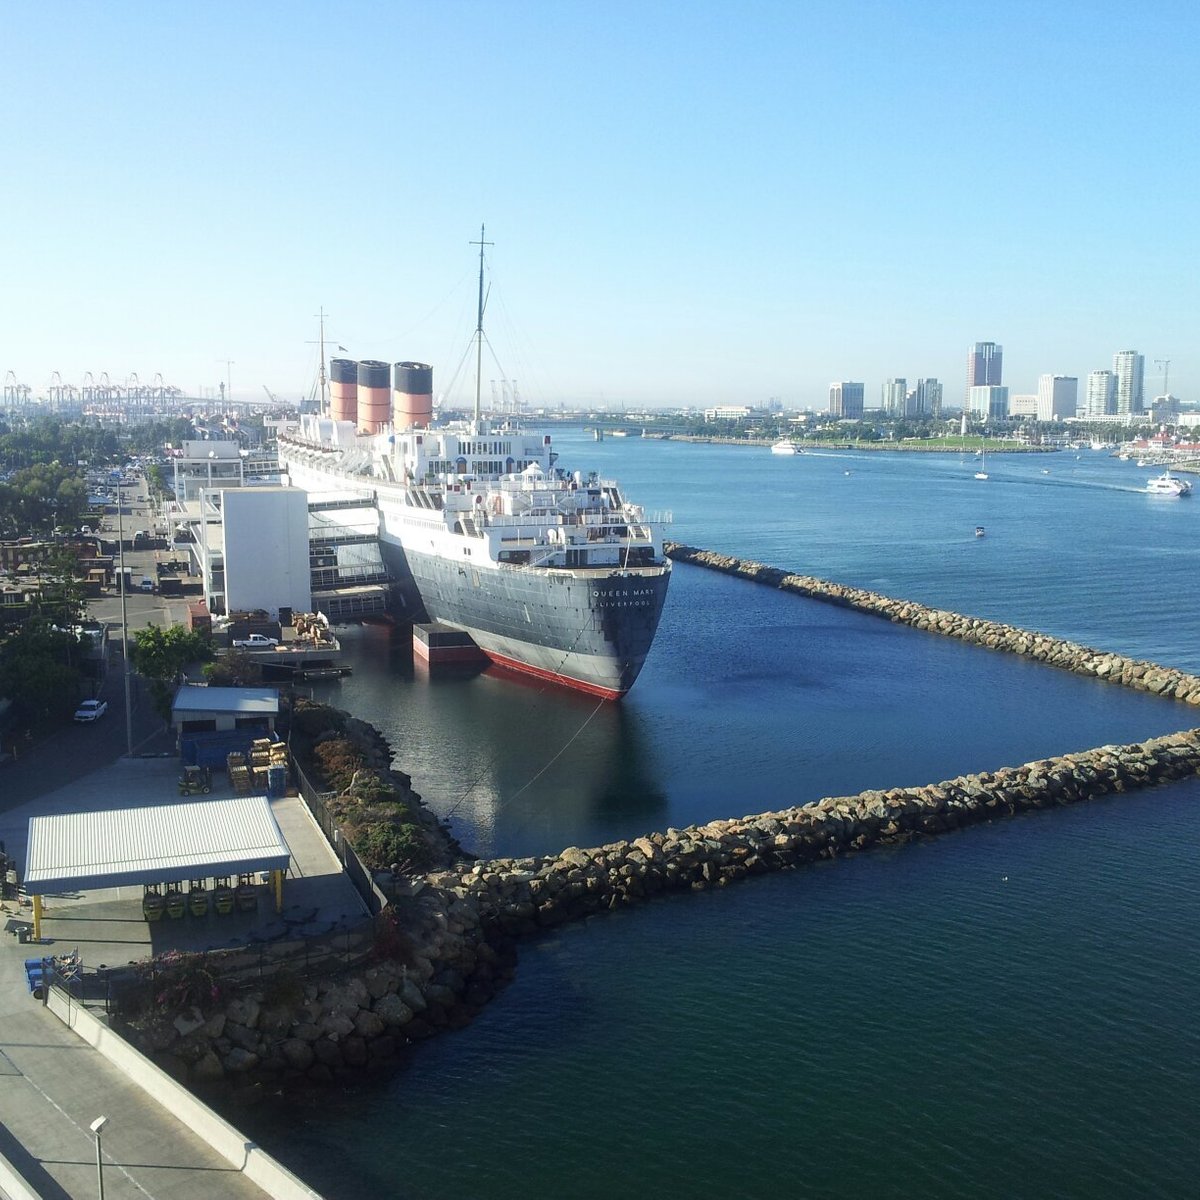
[1145,470,1193,497]
[770,439,798,456]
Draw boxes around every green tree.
[0,463,88,537]
[28,544,87,626]
[130,625,215,719]
[0,619,86,728]
[202,649,262,687]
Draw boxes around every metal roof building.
[172,685,280,717]
[23,796,291,937]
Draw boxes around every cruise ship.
[278,238,671,699]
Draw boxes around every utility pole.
[117,484,132,757]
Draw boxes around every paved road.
[2,496,193,814]
[0,655,172,816]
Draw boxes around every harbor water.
[243,435,1200,1198]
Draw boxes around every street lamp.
[90,1115,108,1199]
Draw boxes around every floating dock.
[413,622,488,666]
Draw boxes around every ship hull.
[379,539,670,698]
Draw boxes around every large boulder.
[320,1012,356,1039]
[223,1046,260,1074]
[280,1039,315,1071]
[225,996,260,1029]
[354,1010,386,1039]
[191,1050,225,1082]
[373,993,414,1028]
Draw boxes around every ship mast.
[470,224,492,423]
[316,306,329,415]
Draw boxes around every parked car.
[74,699,108,722]
[232,633,280,649]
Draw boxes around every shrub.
[349,821,433,872]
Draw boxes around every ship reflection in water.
[315,622,668,857]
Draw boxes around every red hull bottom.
[483,649,626,701]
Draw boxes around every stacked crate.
[227,750,253,795]
[268,739,289,788]
[248,739,273,790]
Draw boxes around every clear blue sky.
[3,1,1197,409]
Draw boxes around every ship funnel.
[329,358,358,425]
[393,361,433,430]
[357,360,391,433]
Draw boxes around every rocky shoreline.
[123,876,516,1092]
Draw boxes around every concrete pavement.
[0,753,361,1199]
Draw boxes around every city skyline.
[2,2,1197,408]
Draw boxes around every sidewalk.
[0,992,271,1200]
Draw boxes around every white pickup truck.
[232,633,280,649]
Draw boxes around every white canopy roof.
[172,685,279,716]
[24,796,290,894]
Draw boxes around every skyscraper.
[1036,375,1078,421]
[829,382,864,419]
[1086,370,1116,417]
[881,378,906,415]
[966,342,1003,399]
[1113,351,1144,414]
[915,378,942,418]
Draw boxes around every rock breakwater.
[665,542,1200,705]
[423,729,1200,933]
[124,886,515,1090]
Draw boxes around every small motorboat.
[975,526,986,538]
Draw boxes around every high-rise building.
[829,382,864,419]
[881,378,907,415]
[1113,350,1144,414]
[915,378,942,418]
[966,342,1003,399]
[1036,375,1078,421]
[968,385,1008,420]
[1086,370,1116,417]
[1151,394,1180,422]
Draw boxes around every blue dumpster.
[266,764,287,798]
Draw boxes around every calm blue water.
[243,437,1200,1198]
